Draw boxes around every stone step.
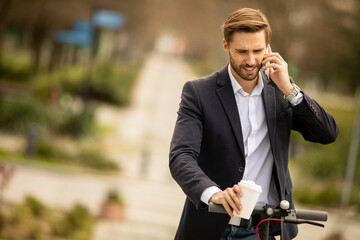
[92,219,177,240]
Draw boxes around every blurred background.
[0,0,359,239]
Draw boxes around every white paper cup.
[233,180,262,219]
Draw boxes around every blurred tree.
[6,0,91,73]
[2,0,156,73]
[330,0,360,93]
[0,0,14,60]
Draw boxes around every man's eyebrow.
[254,47,265,51]
[235,48,247,52]
[235,47,265,52]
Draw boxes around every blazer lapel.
[261,71,277,158]
[216,66,245,159]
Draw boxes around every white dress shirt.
[201,64,303,206]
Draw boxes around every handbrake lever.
[284,218,325,228]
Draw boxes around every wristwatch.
[284,83,301,102]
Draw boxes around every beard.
[229,54,261,81]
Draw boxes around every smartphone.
[265,44,270,79]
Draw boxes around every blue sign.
[92,10,124,29]
[56,20,93,46]
[56,10,125,46]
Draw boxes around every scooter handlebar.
[295,209,328,222]
[208,202,328,222]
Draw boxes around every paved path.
[91,53,190,239]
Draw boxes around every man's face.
[223,30,267,82]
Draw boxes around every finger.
[273,52,285,62]
[263,51,285,62]
[233,184,243,198]
[231,195,243,214]
[270,66,275,75]
[262,62,284,72]
[225,189,243,215]
[221,200,234,217]
[262,56,282,65]
[224,191,240,214]
[267,51,285,62]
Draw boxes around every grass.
[0,137,120,173]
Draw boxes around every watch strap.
[284,84,301,102]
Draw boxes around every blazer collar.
[216,64,231,87]
[261,70,277,158]
[216,65,245,159]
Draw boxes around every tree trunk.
[48,41,63,72]
[31,25,46,74]
[72,45,79,65]
[0,0,14,60]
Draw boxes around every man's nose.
[245,53,256,66]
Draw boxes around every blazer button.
[238,166,244,173]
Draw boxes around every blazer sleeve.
[169,81,219,209]
[291,92,339,144]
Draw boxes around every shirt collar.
[228,63,264,96]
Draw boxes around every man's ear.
[223,39,229,53]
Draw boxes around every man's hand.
[262,46,294,96]
[209,184,243,217]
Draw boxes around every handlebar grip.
[295,209,328,222]
[208,202,227,214]
[208,203,265,215]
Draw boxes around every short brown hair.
[222,8,272,44]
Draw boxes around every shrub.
[0,54,32,82]
[87,62,139,106]
[58,106,96,138]
[0,197,94,240]
[25,195,47,217]
[107,190,125,205]
[31,61,140,106]
[31,66,85,100]
[0,97,47,133]
[76,147,119,171]
[53,204,94,240]
[292,106,360,211]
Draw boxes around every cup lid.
[239,180,262,193]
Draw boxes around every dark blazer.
[169,65,339,240]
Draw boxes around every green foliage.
[293,107,358,182]
[31,66,85,99]
[31,61,139,106]
[25,196,47,217]
[0,196,94,240]
[58,106,96,138]
[107,190,125,205]
[292,106,360,211]
[0,212,4,231]
[36,139,61,162]
[26,138,119,171]
[76,147,119,170]
[0,97,47,133]
[87,62,139,106]
[0,54,33,82]
[294,183,341,206]
[53,204,94,240]
[0,96,97,138]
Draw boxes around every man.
[169,8,339,240]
